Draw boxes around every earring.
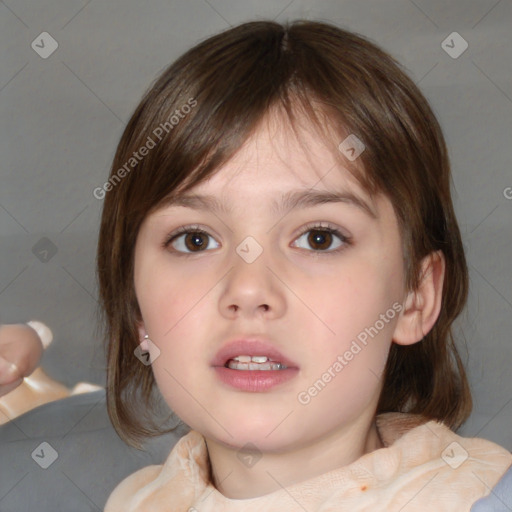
[140,334,150,351]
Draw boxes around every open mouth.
[214,345,298,391]
[225,355,287,371]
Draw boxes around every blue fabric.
[471,465,512,511]
[0,390,187,512]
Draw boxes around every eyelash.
[294,222,352,254]
[162,224,213,255]
[163,222,352,255]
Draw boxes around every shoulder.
[104,430,209,512]
[104,464,163,512]
[378,412,511,459]
[376,412,512,503]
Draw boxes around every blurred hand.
[0,324,44,397]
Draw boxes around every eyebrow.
[162,189,377,219]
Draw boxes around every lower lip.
[214,366,298,391]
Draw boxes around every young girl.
[91,20,511,510]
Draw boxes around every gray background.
[0,0,511,447]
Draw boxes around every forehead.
[179,110,373,210]
[147,107,406,233]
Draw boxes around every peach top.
[105,412,512,511]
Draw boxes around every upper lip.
[212,338,298,368]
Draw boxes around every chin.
[212,431,296,454]
[200,414,305,453]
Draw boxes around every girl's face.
[134,113,408,454]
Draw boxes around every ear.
[393,250,445,346]
[136,323,149,350]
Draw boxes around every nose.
[218,246,286,320]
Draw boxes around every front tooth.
[234,355,252,363]
[251,356,268,363]
[226,359,287,370]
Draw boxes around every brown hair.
[96,20,471,447]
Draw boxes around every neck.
[205,415,384,500]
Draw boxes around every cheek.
[136,262,213,369]
[148,304,214,428]
[301,310,393,424]
[310,262,399,335]
[136,258,210,336]
[299,258,399,387]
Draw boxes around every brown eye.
[184,232,208,251]
[292,225,347,252]
[168,229,219,253]
[307,230,333,251]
